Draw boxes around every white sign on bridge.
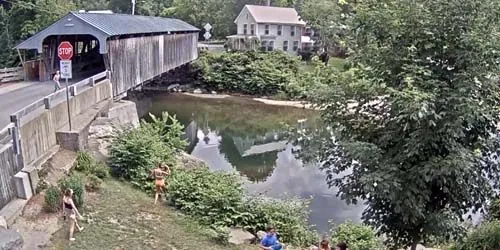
[60,60,72,79]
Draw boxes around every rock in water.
[193,88,203,94]
[228,228,255,245]
[0,229,23,250]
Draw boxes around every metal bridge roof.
[72,12,199,36]
[15,12,199,53]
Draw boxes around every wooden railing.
[0,67,24,83]
[0,123,14,147]
[10,71,110,125]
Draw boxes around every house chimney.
[266,0,270,6]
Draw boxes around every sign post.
[58,41,73,131]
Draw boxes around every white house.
[227,5,309,55]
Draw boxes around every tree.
[0,5,16,67]
[307,0,500,248]
[299,0,354,53]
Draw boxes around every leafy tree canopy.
[304,0,500,248]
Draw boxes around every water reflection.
[145,93,364,233]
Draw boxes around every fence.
[0,67,24,83]
[0,71,110,209]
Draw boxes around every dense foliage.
[43,185,62,212]
[193,51,300,96]
[58,173,85,208]
[109,112,185,191]
[329,221,381,250]
[452,221,500,250]
[166,167,317,247]
[296,0,500,248]
[193,51,338,98]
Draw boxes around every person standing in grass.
[62,188,84,241]
[259,226,283,250]
[150,163,170,205]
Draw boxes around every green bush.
[242,197,318,247]
[58,173,85,208]
[166,167,317,247]
[109,112,185,191]
[330,221,381,250]
[85,174,103,192]
[489,199,500,220]
[454,220,500,250]
[167,167,244,226]
[74,151,94,173]
[91,161,110,179]
[193,51,302,97]
[44,185,61,212]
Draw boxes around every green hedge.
[453,220,500,250]
[193,51,302,97]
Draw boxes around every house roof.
[15,12,199,53]
[71,12,199,36]
[240,5,306,26]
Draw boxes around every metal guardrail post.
[70,85,77,96]
[10,114,19,127]
[10,127,20,155]
[43,97,51,109]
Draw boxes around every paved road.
[0,82,54,127]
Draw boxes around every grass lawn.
[50,179,253,250]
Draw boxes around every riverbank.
[181,92,317,110]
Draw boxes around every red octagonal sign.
[58,41,73,61]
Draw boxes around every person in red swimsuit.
[150,163,170,205]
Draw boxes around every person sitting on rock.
[259,226,283,250]
[150,163,170,205]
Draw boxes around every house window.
[277,25,282,36]
[260,40,268,51]
[246,14,249,20]
[265,24,270,35]
[291,26,296,36]
[250,24,255,35]
[267,41,274,51]
[243,24,248,35]
[283,41,288,51]
[293,41,299,51]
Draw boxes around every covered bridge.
[15,11,199,97]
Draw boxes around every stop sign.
[58,41,73,61]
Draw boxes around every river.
[143,93,365,233]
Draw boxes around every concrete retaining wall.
[19,80,111,167]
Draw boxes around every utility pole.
[131,0,136,15]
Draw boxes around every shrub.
[58,173,84,208]
[329,221,380,250]
[109,112,185,191]
[193,51,302,96]
[44,185,61,212]
[85,174,103,192]
[454,220,500,250]
[74,151,94,173]
[91,161,110,179]
[488,199,500,220]
[242,197,318,247]
[167,167,244,226]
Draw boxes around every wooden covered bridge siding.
[108,32,198,97]
[0,125,22,209]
